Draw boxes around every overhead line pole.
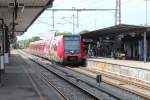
[143,0,149,62]
[115,0,121,25]
[52,10,55,29]
[77,11,79,31]
[47,8,116,33]
[72,7,75,34]
[144,0,149,26]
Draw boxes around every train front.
[63,35,84,64]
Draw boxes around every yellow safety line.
[17,50,45,100]
[22,62,45,100]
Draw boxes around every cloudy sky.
[17,0,150,40]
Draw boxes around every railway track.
[49,64,149,100]
[47,62,150,100]
[67,67,150,99]
[19,50,124,100]
[19,50,150,100]
[20,52,70,100]
[78,67,150,90]
[38,65,99,100]
[20,50,99,100]
[40,72,69,100]
[21,55,100,99]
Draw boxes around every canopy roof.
[0,0,54,38]
[81,24,150,39]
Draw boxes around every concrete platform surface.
[87,57,150,83]
[88,57,150,70]
[0,52,42,100]
[0,50,63,100]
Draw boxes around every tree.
[55,32,72,36]
[15,36,41,49]
[78,30,89,34]
[30,36,41,42]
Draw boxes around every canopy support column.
[0,19,5,86]
[144,31,147,63]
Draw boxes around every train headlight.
[70,50,75,54]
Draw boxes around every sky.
[17,0,150,40]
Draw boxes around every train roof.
[30,39,46,45]
[55,34,80,37]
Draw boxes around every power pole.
[52,10,55,29]
[72,7,75,34]
[47,8,116,32]
[77,11,79,31]
[115,0,121,25]
[144,0,149,26]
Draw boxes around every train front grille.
[67,56,78,62]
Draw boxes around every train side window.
[54,44,57,50]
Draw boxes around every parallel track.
[40,72,69,100]
[19,51,104,100]
[67,67,150,100]
[19,50,126,100]
[21,50,149,100]
[51,63,150,100]
[30,58,111,100]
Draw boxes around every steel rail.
[21,50,150,99]
[19,50,101,100]
[21,50,123,100]
[80,67,150,91]
[40,72,69,100]
[30,58,101,100]
[67,67,150,100]
[19,50,69,100]
[42,60,150,100]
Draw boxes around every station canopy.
[0,0,54,37]
[81,24,150,39]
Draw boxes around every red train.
[29,35,84,64]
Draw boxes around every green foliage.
[14,36,41,49]
[78,30,89,34]
[30,36,40,41]
[54,30,89,36]
[12,43,19,49]
[55,32,72,36]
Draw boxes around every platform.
[86,57,150,84]
[0,51,42,100]
[0,50,62,100]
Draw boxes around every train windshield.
[64,36,80,52]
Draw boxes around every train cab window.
[64,36,80,53]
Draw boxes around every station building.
[81,24,150,62]
[81,24,150,85]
